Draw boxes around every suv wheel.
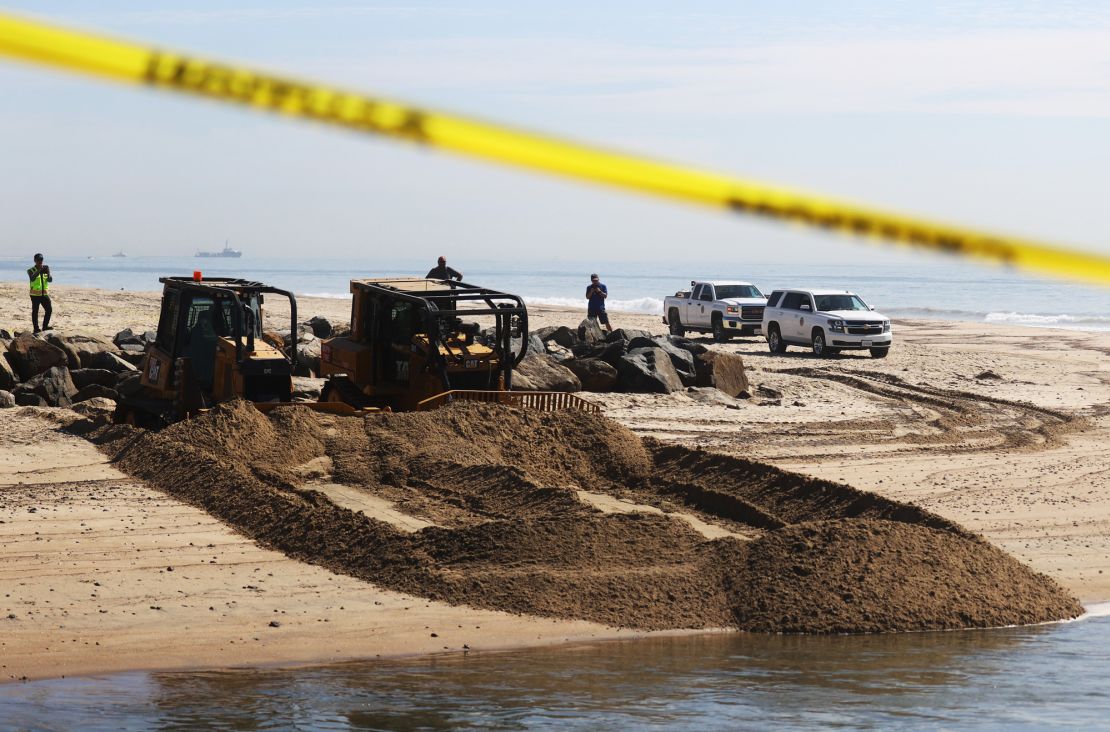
[811,329,829,358]
[712,315,730,342]
[767,324,787,353]
[870,347,890,358]
[668,309,685,337]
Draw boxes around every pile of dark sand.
[88,401,1082,632]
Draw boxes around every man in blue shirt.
[585,273,612,333]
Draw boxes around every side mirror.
[800,304,811,311]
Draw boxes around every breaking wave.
[524,296,665,314]
[984,312,1110,331]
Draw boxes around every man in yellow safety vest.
[28,253,53,334]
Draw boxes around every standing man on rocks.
[28,253,53,334]
[586,273,613,333]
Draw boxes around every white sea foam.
[299,292,352,299]
[524,296,665,314]
[1078,602,1110,620]
[984,312,1110,331]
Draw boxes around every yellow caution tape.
[2,11,1109,285]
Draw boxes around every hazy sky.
[2,1,1109,265]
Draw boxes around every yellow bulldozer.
[318,277,596,412]
[115,275,378,427]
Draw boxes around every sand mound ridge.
[88,400,1082,632]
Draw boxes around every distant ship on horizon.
[195,241,242,258]
[112,250,126,258]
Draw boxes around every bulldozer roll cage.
[158,276,299,368]
[349,277,529,390]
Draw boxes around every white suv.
[762,289,892,358]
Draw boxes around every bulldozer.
[318,277,596,412]
[115,275,377,427]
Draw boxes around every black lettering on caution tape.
[143,51,428,143]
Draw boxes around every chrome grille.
[845,321,883,335]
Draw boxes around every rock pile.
[512,320,748,396]
[0,330,140,410]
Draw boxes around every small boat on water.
[195,241,242,258]
[112,250,126,258]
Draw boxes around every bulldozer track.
[763,366,1083,457]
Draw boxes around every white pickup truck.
[663,280,767,341]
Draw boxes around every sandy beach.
[3,283,1110,681]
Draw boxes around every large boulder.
[543,326,578,349]
[81,350,138,373]
[697,352,750,397]
[295,338,322,377]
[570,340,627,367]
[113,328,144,347]
[70,397,117,421]
[605,328,653,344]
[15,365,78,407]
[292,376,326,401]
[43,333,81,370]
[0,353,17,390]
[116,351,146,367]
[564,358,619,392]
[577,318,605,345]
[15,392,46,407]
[0,390,14,408]
[305,316,332,339]
[7,334,67,380]
[664,335,709,357]
[546,344,574,362]
[71,368,118,389]
[684,386,742,409]
[512,353,581,392]
[64,334,120,362]
[616,347,684,393]
[533,326,559,342]
[73,383,120,403]
[627,337,696,385]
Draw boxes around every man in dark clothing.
[28,253,53,333]
[585,273,612,333]
[426,256,463,281]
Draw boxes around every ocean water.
[3,609,1110,730]
[3,255,1110,332]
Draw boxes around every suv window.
[814,294,869,312]
[780,292,806,310]
[766,291,784,308]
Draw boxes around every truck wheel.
[668,309,686,337]
[767,324,787,353]
[712,315,730,342]
[811,329,829,358]
[870,347,890,358]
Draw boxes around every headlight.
[725,305,739,314]
[882,320,891,332]
[829,320,845,333]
